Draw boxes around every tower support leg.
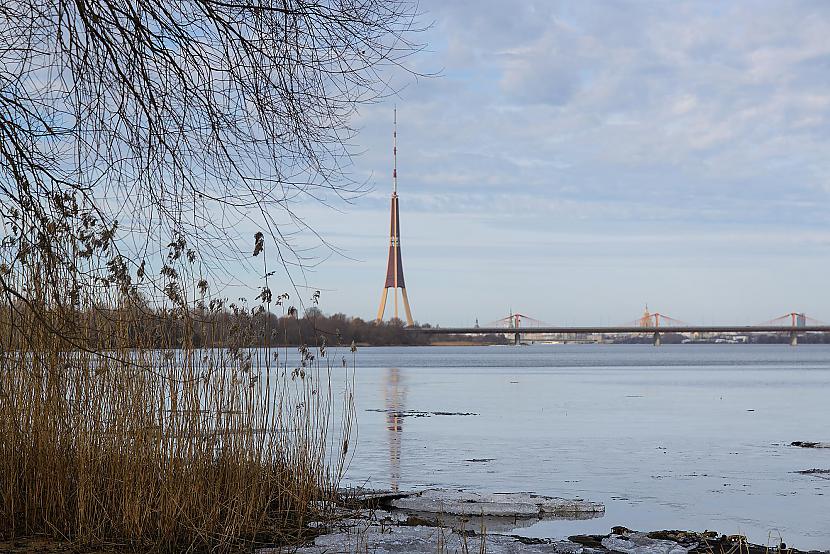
[376,288,389,321]
[790,331,798,347]
[653,332,662,347]
[400,287,414,327]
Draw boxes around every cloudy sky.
[279,0,830,326]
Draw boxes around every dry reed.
[0,246,354,551]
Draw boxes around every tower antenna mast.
[393,107,398,194]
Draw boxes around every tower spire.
[393,106,398,194]
[377,108,414,326]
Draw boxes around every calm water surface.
[330,344,830,549]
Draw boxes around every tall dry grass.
[0,246,354,551]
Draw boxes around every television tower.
[376,108,414,326]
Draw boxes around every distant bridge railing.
[409,326,830,334]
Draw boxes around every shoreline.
[288,488,828,554]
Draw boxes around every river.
[328,344,830,549]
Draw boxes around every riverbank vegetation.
[0,0,423,550]
[0,239,356,551]
[4,300,507,348]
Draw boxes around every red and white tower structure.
[377,109,414,326]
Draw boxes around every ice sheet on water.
[390,489,605,518]
[289,524,587,554]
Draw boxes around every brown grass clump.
[0,245,354,551]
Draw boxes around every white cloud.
[298,1,830,323]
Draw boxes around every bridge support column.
[652,332,662,347]
[514,332,520,346]
[790,331,798,347]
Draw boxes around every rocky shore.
[271,488,828,554]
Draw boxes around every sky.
[265,0,830,327]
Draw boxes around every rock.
[647,530,717,544]
[569,534,606,549]
[601,532,695,554]
[390,489,605,518]
[279,521,818,554]
[338,486,413,509]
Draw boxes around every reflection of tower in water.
[384,367,406,492]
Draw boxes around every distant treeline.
[135,306,509,348]
[272,309,432,347]
[7,299,824,349]
[0,299,511,349]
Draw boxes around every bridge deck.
[409,326,830,334]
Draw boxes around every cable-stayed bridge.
[412,308,830,346]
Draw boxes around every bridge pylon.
[633,305,688,346]
[485,311,547,345]
[759,312,828,347]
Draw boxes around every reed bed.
[0,253,354,551]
